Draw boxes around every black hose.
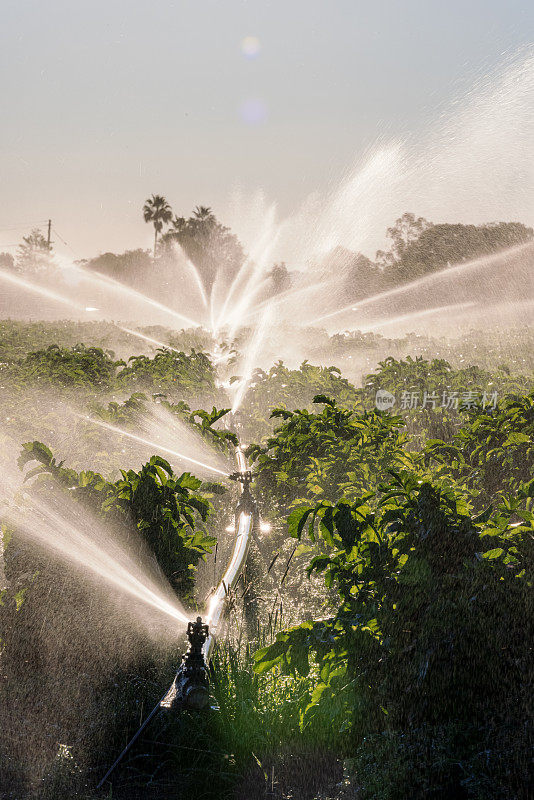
[96,689,174,790]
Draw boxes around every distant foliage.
[84,248,152,279]
[376,212,433,267]
[161,206,244,294]
[236,360,363,440]
[116,347,217,399]
[268,261,292,294]
[16,228,52,273]
[0,252,14,270]
[143,194,173,259]
[6,343,118,388]
[330,326,534,378]
[390,220,533,281]
[343,214,533,299]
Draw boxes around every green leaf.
[309,555,331,573]
[288,507,313,540]
[483,548,505,559]
[294,543,314,557]
[200,481,227,495]
[502,432,531,446]
[312,395,336,407]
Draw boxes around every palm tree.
[193,205,212,221]
[143,194,173,260]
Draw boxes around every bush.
[254,472,533,798]
[7,343,118,388]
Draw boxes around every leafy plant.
[426,389,534,504]
[236,360,363,441]
[6,343,119,388]
[248,395,411,510]
[254,472,533,797]
[17,441,218,597]
[116,347,218,401]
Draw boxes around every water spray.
[72,265,202,329]
[76,414,230,478]
[305,242,534,328]
[97,447,259,788]
[0,268,86,312]
[118,325,183,353]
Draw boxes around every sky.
[1,0,533,261]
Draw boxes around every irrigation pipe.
[96,444,257,789]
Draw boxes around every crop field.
[1,8,533,799]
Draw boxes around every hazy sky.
[1,0,533,260]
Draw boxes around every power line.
[0,221,79,258]
[52,228,68,246]
[0,221,49,232]
[52,227,79,257]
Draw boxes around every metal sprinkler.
[97,616,211,789]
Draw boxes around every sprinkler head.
[186,616,209,651]
[228,470,255,486]
[233,473,258,520]
[169,617,211,712]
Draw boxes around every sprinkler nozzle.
[168,617,211,711]
[187,615,209,651]
[228,470,254,486]
[231,472,258,520]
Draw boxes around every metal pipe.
[203,447,256,659]
[95,448,256,788]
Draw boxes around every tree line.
[2,199,532,306]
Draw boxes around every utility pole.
[47,219,52,248]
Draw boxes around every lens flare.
[240,36,261,58]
